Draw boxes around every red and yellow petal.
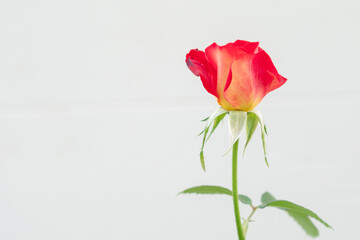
[223,55,256,111]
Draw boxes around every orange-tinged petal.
[223,54,255,111]
[204,43,233,108]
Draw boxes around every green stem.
[246,207,258,222]
[232,140,245,240]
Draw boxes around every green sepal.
[243,112,259,155]
[206,113,227,142]
[264,124,268,135]
[223,111,247,156]
[198,128,205,136]
[199,108,228,171]
[200,151,205,172]
[252,109,268,167]
[201,116,209,122]
[228,111,247,147]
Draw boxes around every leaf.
[265,200,332,229]
[251,109,268,167]
[179,186,251,205]
[287,210,319,237]
[238,194,252,205]
[228,111,247,149]
[179,185,232,196]
[199,108,228,171]
[259,192,276,207]
[243,112,259,154]
[258,192,331,236]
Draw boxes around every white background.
[0,0,359,239]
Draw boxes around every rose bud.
[186,40,287,111]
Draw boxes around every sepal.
[228,111,247,150]
[199,108,228,171]
[243,112,259,154]
[251,109,269,166]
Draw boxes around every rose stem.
[232,139,246,240]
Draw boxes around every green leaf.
[252,109,268,167]
[228,111,247,148]
[206,113,227,142]
[287,210,319,237]
[259,192,276,207]
[180,186,251,205]
[179,185,232,196]
[265,200,332,229]
[199,108,228,171]
[238,194,252,205]
[258,192,331,236]
[179,186,252,206]
[243,112,259,154]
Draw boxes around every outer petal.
[232,40,260,54]
[223,53,255,111]
[186,49,217,97]
[221,43,286,111]
[205,43,237,110]
[250,50,287,109]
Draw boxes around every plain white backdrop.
[0,0,359,239]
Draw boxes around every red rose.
[186,40,287,111]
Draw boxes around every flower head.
[186,40,287,111]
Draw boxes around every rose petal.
[205,43,235,110]
[223,53,256,111]
[252,50,287,98]
[233,40,260,54]
[186,49,217,97]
